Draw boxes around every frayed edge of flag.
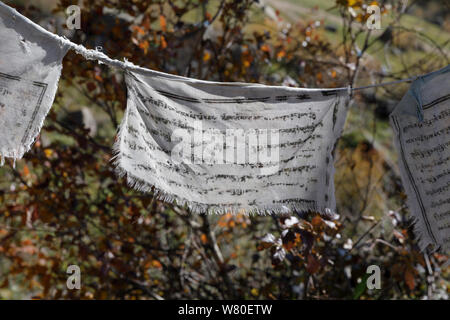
[0,63,64,169]
[391,131,448,255]
[406,198,449,254]
[113,163,331,216]
[409,214,441,253]
[110,113,333,216]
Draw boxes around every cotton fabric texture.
[0,2,68,164]
[390,66,450,253]
[114,70,350,215]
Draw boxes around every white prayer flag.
[114,71,349,215]
[0,2,68,163]
[390,66,450,253]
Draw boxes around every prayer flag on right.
[390,65,450,253]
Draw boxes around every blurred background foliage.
[0,0,449,299]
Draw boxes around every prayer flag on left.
[0,2,68,163]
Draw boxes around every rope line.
[0,1,444,92]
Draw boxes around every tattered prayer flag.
[0,3,68,164]
[114,70,350,215]
[390,66,450,253]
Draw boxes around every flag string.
[0,1,444,93]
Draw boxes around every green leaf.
[353,273,370,300]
